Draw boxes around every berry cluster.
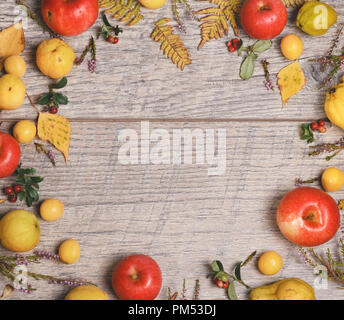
[214,274,229,289]
[4,185,22,203]
[311,119,327,133]
[226,38,241,52]
[107,36,119,44]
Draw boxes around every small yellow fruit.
[281,34,303,60]
[321,167,344,192]
[40,199,64,222]
[13,120,37,144]
[297,1,337,36]
[36,38,75,79]
[138,0,167,9]
[65,285,109,300]
[0,74,26,110]
[258,251,283,275]
[59,239,80,264]
[0,210,40,252]
[4,55,27,78]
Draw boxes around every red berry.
[107,36,115,43]
[113,37,119,44]
[229,46,236,52]
[8,195,17,203]
[318,126,327,133]
[232,38,240,49]
[216,280,224,288]
[318,119,325,127]
[14,185,22,193]
[50,106,58,114]
[310,122,319,131]
[222,281,229,289]
[5,187,13,195]
[226,41,232,47]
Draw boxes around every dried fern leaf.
[282,0,310,7]
[151,18,191,71]
[196,7,228,50]
[196,0,241,49]
[98,0,144,26]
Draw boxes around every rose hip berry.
[319,126,327,133]
[318,119,326,127]
[311,122,318,131]
[108,36,119,44]
[50,106,58,114]
[5,187,13,195]
[14,185,22,193]
[8,195,17,203]
[222,281,229,289]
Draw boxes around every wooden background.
[0,0,343,300]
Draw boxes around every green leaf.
[31,176,44,183]
[103,14,112,27]
[37,93,51,105]
[227,282,238,300]
[51,77,67,89]
[300,123,315,144]
[234,263,242,281]
[54,93,68,105]
[240,55,255,80]
[18,191,25,201]
[27,187,39,202]
[211,260,224,272]
[26,194,33,207]
[252,40,272,53]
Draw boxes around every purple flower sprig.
[33,250,60,263]
[35,143,57,166]
[308,136,344,161]
[262,59,274,91]
[75,37,97,73]
[295,177,319,187]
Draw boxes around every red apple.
[112,254,162,300]
[0,132,21,179]
[277,187,340,247]
[240,0,287,40]
[41,0,99,37]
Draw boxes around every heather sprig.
[262,60,274,91]
[167,279,200,300]
[172,0,198,33]
[0,253,92,295]
[308,137,344,161]
[14,163,43,207]
[310,53,344,89]
[75,37,97,73]
[295,177,319,187]
[35,143,56,166]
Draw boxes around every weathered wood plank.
[0,121,342,300]
[0,1,342,120]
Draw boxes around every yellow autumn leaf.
[37,113,71,162]
[0,22,25,70]
[277,61,306,108]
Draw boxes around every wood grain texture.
[0,0,342,120]
[0,0,343,300]
[0,121,343,300]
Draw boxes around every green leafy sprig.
[210,251,256,300]
[168,279,200,300]
[37,77,68,111]
[99,14,123,40]
[300,123,315,144]
[238,40,272,80]
[14,164,43,207]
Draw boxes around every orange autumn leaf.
[0,22,25,70]
[37,113,71,162]
[277,61,306,108]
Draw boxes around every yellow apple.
[138,0,167,9]
[0,210,40,252]
[0,74,26,110]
